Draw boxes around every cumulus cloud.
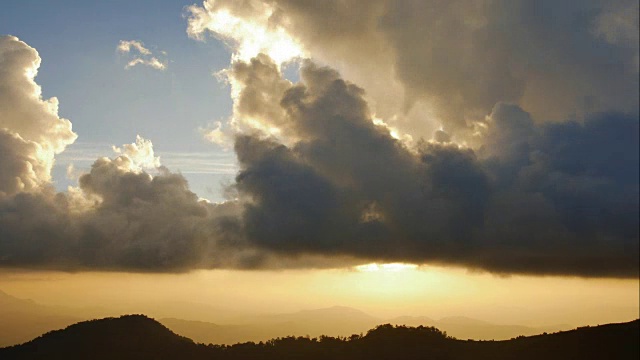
[112,135,161,170]
[0,148,351,271]
[0,161,255,271]
[226,53,294,136]
[0,130,48,194]
[180,1,639,276]
[0,35,77,195]
[117,40,168,70]
[225,56,638,277]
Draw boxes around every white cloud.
[0,35,77,195]
[200,121,233,148]
[117,40,152,55]
[186,0,305,65]
[112,135,161,171]
[117,39,168,70]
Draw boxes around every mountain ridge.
[1,315,637,360]
[0,289,614,346]
[160,307,573,344]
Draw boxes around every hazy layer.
[1,267,637,328]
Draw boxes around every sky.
[0,0,638,326]
[0,0,238,200]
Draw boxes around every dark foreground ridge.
[0,315,638,360]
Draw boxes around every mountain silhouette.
[0,315,637,359]
[0,315,210,360]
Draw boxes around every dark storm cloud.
[229,56,638,277]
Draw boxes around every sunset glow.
[0,1,638,356]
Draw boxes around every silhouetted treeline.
[0,315,638,360]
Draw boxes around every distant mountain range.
[387,315,569,341]
[1,315,637,360]
[159,306,570,345]
[159,305,380,345]
[0,289,611,348]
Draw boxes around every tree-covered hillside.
[0,315,637,360]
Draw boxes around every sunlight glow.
[372,116,414,143]
[188,4,305,65]
[355,263,419,272]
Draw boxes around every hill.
[0,315,637,359]
[0,315,211,360]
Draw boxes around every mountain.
[0,289,579,346]
[0,315,211,360]
[1,316,637,360]
[0,290,82,347]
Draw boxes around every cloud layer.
[190,0,639,140]
[1,0,639,279]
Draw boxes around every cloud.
[593,0,640,71]
[0,35,77,195]
[0,149,347,271]
[2,4,639,280]
[189,0,639,140]
[112,135,161,170]
[186,0,305,64]
[200,121,233,148]
[225,53,294,137]
[117,40,168,70]
[117,40,152,55]
[0,36,249,271]
[0,130,48,194]
[225,56,638,277]
[0,163,251,271]
[0,40,342,272]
